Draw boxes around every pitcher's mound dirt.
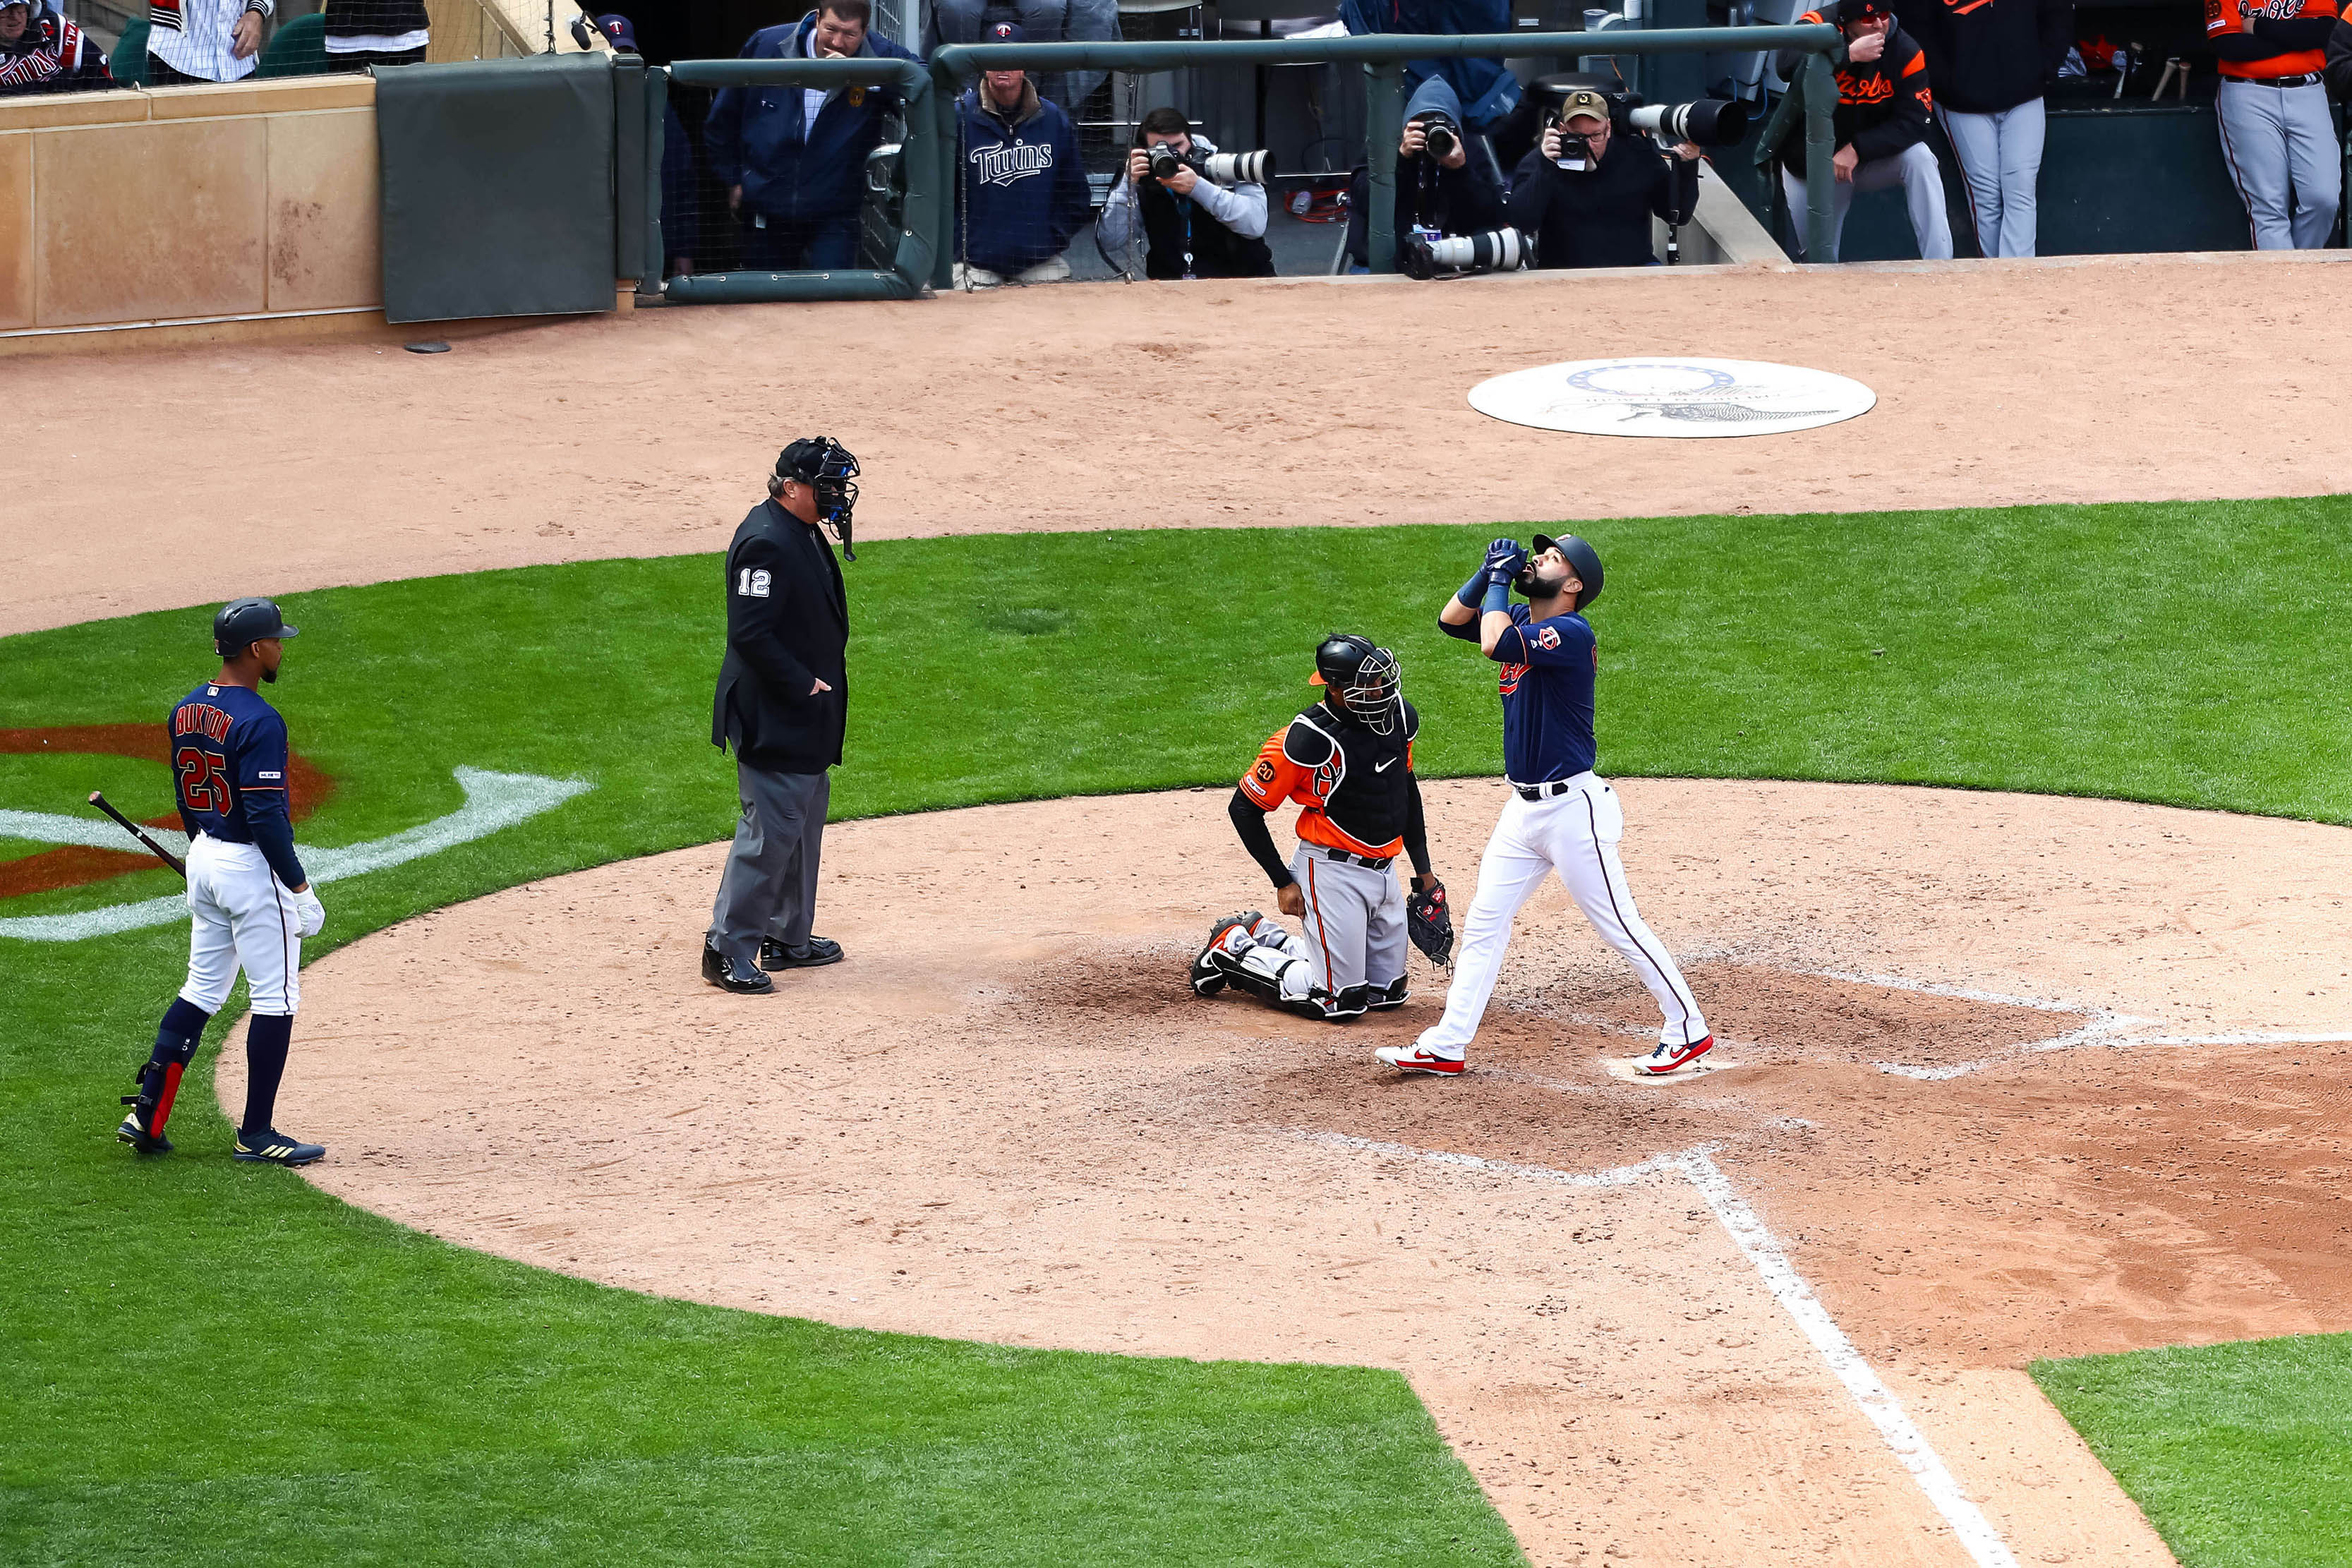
[261,778,2352,1568]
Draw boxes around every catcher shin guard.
[1368,975,1410,1011]
[120,1000,211,1154]
[1190,912,1265,997]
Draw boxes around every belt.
[1509,779,1577,802]
[2233,72,2322,88]
[1318,845,1395,870]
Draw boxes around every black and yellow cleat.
[233,1128,325,1166]
[116,1110,173,1155]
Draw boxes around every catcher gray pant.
[708,762,828,967]
[1291,846,1408,1007]
[1941,99,2044,258]
[2216,78,2341,250]
[1780,140,1954,260]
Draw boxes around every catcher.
[1190,634,1453,1020]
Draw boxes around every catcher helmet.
[212,597,298,657]
[1523,533,1603,610]
[776,436,862,559]
[1310,633,1403,735]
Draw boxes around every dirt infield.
[252,777,2352,1567]
[16,249,2352,637]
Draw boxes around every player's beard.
[260,665,278,685]
[1524,567,1573,602]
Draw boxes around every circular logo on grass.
[1469,357,1876,439]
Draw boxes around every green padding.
[377,54,617,324]
[109,16,147,85]
[255,12,331,78]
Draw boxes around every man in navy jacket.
[953,24,1091,287]
[704,1,919,271]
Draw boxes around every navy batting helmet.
[1526,533,1603,610]
[213,597,298,656]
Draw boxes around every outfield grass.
[6,498,2352,1564]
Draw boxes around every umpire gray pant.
[2216,78,2341,250]
[708,761,828,966]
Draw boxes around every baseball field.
[6,255,2352,1567]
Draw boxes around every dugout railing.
[651,23,1842,303]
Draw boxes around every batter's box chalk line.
[1292,1128,2024,1568]
[0,766,593,943]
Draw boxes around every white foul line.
[1302,1129,2020,1568]
[1675,1148,2020,1568]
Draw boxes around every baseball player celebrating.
[1191,634,1452,1020]
[1377,537,1711,1077]
[116,598,327,1165]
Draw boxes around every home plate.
[1605,1053,1744,1083]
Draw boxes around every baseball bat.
[88,791,187,879]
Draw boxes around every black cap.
[213,596,298,656]
[1528,534,1604,609]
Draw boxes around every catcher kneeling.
[1191,634,1453,1020]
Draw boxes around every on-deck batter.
[116,598,328,1165]
[1377,536,1713,1077]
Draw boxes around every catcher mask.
[1309,633,1403,735]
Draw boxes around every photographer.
[1507,88,1701,269]
[1097,107,1277,279]
[1344,78,1514,273]
[1769,0,1953,260]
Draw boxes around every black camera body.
[1417,114,1459,162]
[1146,141,1192,182]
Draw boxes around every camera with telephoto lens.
[1145,142,1274,186]
[1401,227,1526,279]
[1624,97,1751,147]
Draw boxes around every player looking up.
[1192,635,1441,1020]
[1377,537,1712,1077]
[119,598,328,1164]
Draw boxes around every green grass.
[2035,1337,2352,1567]
[7,497,2352,1564]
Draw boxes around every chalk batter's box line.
[1289,1128,2024,1568]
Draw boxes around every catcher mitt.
[1406,878,1454,966]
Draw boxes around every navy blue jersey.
[1490,605,1598,783]
[168,682,292,845]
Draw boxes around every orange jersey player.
[2207,0,2342,248]
[1188,634,1441,1020]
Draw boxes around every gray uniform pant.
[1941,99,2045,257]
[1291,846,1408,1001]
[1781,140,1954,260]
[708,761,828,966]
[2216,78,2341,250]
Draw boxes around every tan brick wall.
[0,77,380,333]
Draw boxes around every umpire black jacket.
[711,498,848,773]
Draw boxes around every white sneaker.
[1375,1042,1465,1076]
[1636,1035,1713,1076]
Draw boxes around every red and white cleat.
[1636,1035,1713,1076]
[1375,1042,1466,1076]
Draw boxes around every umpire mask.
[778,436,862,560]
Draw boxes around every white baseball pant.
[1416,775,1707,1057]
[179,833,302,1016]
[2215,78,2341,250]
[1941,99,2046,257]
[1780,139,1955,260]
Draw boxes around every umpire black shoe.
[233,1128,326,1166]
[704,939,776,993]
[761,935,844,971]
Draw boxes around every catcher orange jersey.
[1238,702,1421,860]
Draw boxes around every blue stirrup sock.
[241,1013,295,1138]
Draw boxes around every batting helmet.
[212,597,298,657]
[1310,633,1404,735]
[1526,533,1603,610]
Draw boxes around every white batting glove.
[291,887,327,939]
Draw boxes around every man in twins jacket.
[953,21,1092,287]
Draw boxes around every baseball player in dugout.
[1192,636,1454,1022]
[118,598,328,1166]
[1376,537,1712,1078]
[705,438,860,995]
[2211,0,2341,248]
[1770,0,1953,260]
